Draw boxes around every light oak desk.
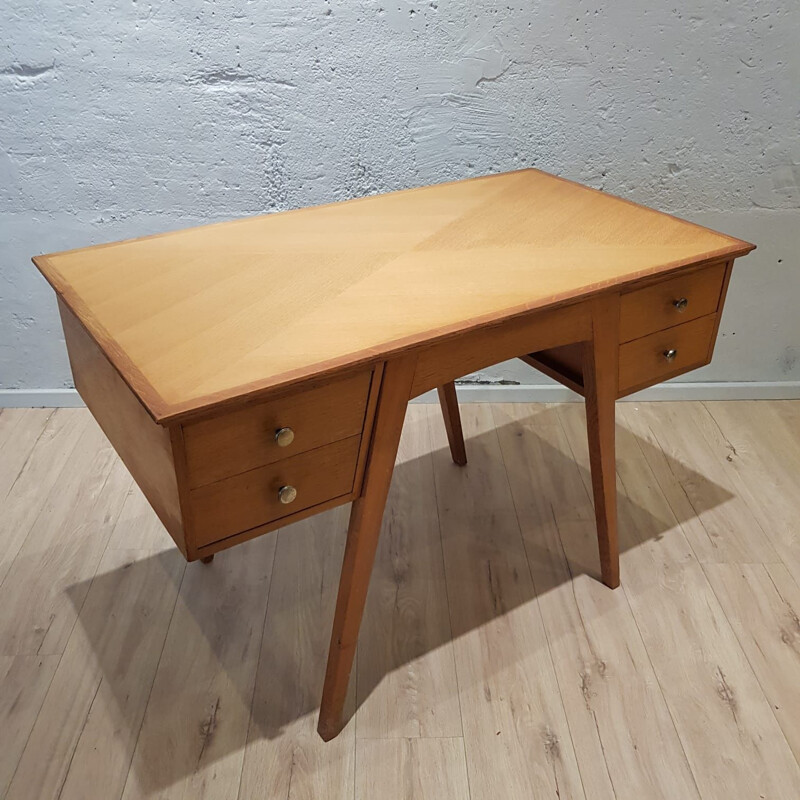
[34,169,754,740]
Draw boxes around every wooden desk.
[33,168,754,740]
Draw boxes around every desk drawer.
[190,436,361,547]
[619,262,726,342]
[618,314,717,395]
[183,371,372,487]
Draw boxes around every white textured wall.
[2,1,798,392]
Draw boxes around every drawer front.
[618,314,717,395]
[190,436,361,547]
[619,262,726,342]
[183,371,372,487]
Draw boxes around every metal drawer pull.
[275,427,295,447]
[663,349,678,362]
[278,485,297,505]
[673,297,689,312]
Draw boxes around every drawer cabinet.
[190,436,362,547]
[179,367,381,552]
[524,260,731,400]
[57,301,383,560]
[619,261,726,342]
[618,314,717,394]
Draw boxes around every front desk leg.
[318,355,417,740]
[583,297,620,589]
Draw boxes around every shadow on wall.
[65,404,732,793]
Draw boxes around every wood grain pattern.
[120,534,276,800]
[183,370,372,487]
[616,516,800,795]
[0,425,130,657]
[704,563,800,763]
[190,434,361,547]
[5,545,184,800]
[356,738,470,800]
[697,401,800,573]
[618,260,726,341]
[59,299,186,552]
[55,548,185,800]
[617,403,781,565]
[494,403,700,800]
[34,169,753,423]
[561,401,800,800]
[0,654,60,797]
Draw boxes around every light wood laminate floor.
[2,401,800,800]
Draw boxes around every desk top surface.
[35,168,754,423]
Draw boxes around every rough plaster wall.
[1,0,798,391]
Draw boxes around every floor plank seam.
[55,676,104,800]
[1,649,65,797]
[0,409,55,505]
[42,470,134,671]
[0,411,92,593]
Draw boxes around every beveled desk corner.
[33,168,755,740]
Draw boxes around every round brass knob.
[278,485,297,505]
[673,297,689,312]
[275,427,295,447]
[663,349,678,362]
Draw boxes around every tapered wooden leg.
[200,555,214,564]
[437,381,467,465]
[583,297,620,589]
[318,355,417,740]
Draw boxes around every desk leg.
[437,381,468,465]
[318,355,417,740]
[584,297,620,589]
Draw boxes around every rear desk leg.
[437,381,468,465]
[318,355,417,740]
[583,296,620,589]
